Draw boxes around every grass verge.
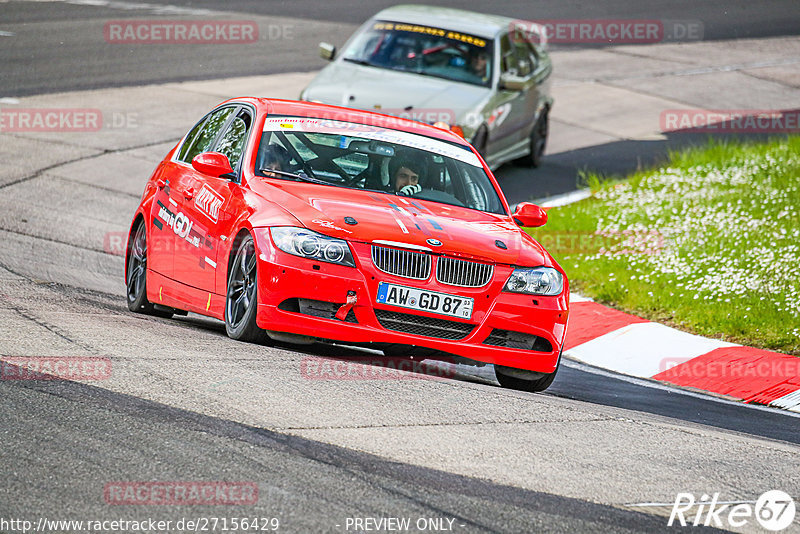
[529,137,800,355]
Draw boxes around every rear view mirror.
[192,152,234,178]
[319,42,336,61]
[344,139,395,156]
[512,202,548,227]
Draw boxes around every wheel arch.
[226,227,255,289]
[124,212,147,281]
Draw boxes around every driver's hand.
[399,184,422,196]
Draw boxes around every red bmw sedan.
[125,98,569,391]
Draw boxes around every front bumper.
[253,231,568,373]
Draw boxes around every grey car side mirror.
[499,72,526,91]
[319,42,336,61]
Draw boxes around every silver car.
[299,5,553,170]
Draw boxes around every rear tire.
[225,234,266,343]
[125,221,173,319]
[495,350,560,392]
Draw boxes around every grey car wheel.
[470,125,488,158]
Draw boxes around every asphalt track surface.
[3,0,800,95]
[1,1,800,533]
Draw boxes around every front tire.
[470,125,488,159]
[225,234,266,343]
[495,350,560,392]
[516,109,548,168]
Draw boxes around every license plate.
[376,282,473,319]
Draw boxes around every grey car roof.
[372,4,516,40]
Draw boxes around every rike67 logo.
[669,490,796,531]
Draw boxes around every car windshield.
[341,20,493,88]
[254,116,506,215]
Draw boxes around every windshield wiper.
[259,169,330,186]
[343,57,377,68]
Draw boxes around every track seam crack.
[276,417,613,431]
[0,298,99,355]
[0,137,178,191]
[0,227,118,257]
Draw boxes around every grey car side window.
[513,42,533,77]
[499,33,518,75]
[523,41,540,73]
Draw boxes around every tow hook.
[335,290,358,320]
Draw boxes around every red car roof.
[221,97,470,146]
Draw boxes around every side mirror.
[499,72,526,91]
[512,202,548,227]
[319,42,336,61]
[192,152,234,178]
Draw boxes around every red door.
[147,163,179,279]
[172,105,252,294]
[172,175,233,293]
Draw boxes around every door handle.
[183,187,194,200]
[156,178,166,189]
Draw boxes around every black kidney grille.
[371,245,431,280]
[436,256,493,287]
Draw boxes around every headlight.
[270,227,355,267]
[504,267,563,296]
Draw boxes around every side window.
[513,43,532,76]
[177,117,208,162]
[177,107,234,164]
[499,34,517,75]
[523,41,540,73]
[215,109,252,172]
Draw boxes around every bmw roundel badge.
[426,238,443,247]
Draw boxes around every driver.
[469,49,489,81]
[389,157,425,196]
[261,144,290,178]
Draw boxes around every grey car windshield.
[342,20,494,88]
[255,117,505,215]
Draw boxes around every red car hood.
[252,180,550,267]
